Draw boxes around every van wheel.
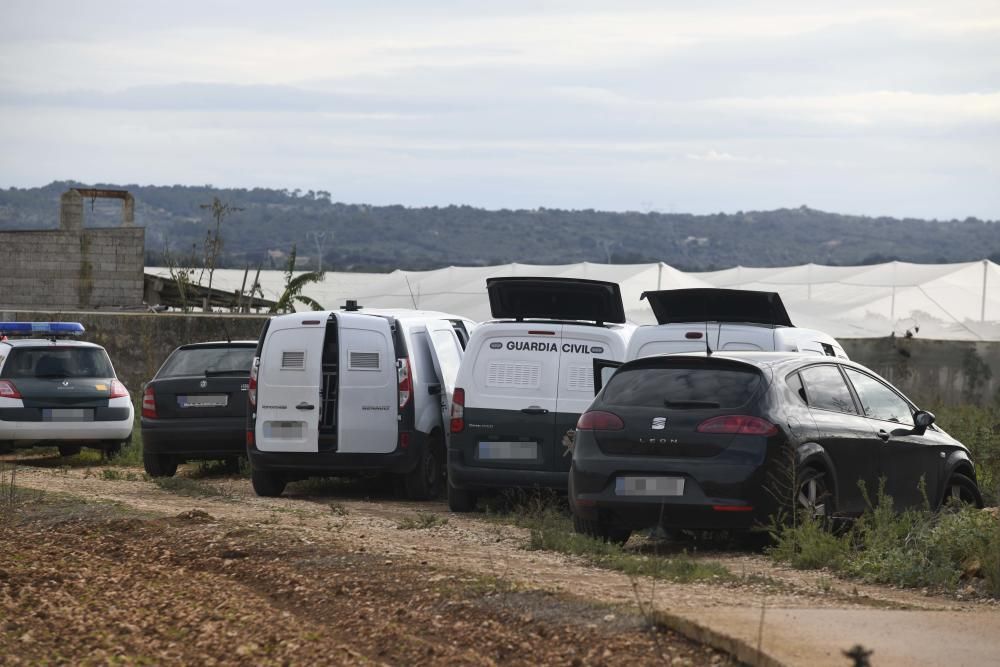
[573,514,631,546]
[58,444,81,457]
[447,481,477,512]
[252,468,286,497]
[404,436,444,501]
[143,449,177,478]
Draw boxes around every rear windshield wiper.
[204,369,249,376]
[663,400,721,409]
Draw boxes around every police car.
[0,322,134,457]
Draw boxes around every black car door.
[798,364,879,515]
[842,367,940,511]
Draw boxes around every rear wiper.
[663,400,721,409]
[204,369,249,376]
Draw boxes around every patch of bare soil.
[0,496,733,666]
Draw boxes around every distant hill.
[1,181,998,271]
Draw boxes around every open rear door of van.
[641,288,793,326]
[424,320,465,441]
[487,277,627,324]
[336,312,398,454]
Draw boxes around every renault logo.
[199,380,208,388]
[651,417,667,430]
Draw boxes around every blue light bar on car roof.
[0,322,86,337]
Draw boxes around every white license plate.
[43,408,92,422]
[478,441,538,460]
[263,421,304,439]
[615,476,685,497]
[178,394,228,408]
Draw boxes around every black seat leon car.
[141,341,257,477]
[569,352,983,543]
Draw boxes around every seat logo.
[651,417,667,430]
[61,380,70,387]
[199,380,208,388]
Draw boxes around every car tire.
[573,514,631,546]
[223,457,241,473]
[143,448,177,478]
[57,444,81,457]
[796,467,833,524]
[103,440,124,459]
[251,467,286,497]
[447,480,477,512]
[403,436,444,501]
[942,472,983,509]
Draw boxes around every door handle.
[296,402,315,411]
[877,429,890,441]
[521,407,549,415]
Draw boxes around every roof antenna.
[704,319,713,357]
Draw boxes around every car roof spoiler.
[487,277,627,325]
[640,288,794,326]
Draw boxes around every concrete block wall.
[0,227,145,309]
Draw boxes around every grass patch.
[397,513,448,530]
[152,476,227,498]
[106,427,143,467]
[770,481,1000,597]
[100,468,143,482]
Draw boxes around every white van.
[248,302,474,499]
[626,288,848,360]
[447,278,633,511]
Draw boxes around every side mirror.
[913,410,935,433]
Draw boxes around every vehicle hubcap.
[797,477,826,519]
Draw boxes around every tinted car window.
[603,365,761,409]
[157,346,254,378]
[1,347,114,379]
[844,368,913,426]
[787,372,807,404]
[800,365,857,414]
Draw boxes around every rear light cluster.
[397,358,412,409]
[450,388,465,433]
[141,386,157,419]
[248,357,259,408]
[696,415,778,436]
[576,410,624,431]
[109,380,129,399]
[0,380,21,399]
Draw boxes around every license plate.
[477,441,538,460]
[615,476,685,497]
[178,394,228,408]
[43,408,93,422]
[263,421,304,439]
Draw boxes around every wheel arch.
[795,442,840,511]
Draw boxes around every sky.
[1,0,998,220]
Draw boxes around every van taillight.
[576,410,624,431]
[248,357,259,407]
[450,387,465,433]
[0,380,21,399]
[109,380,129,399]
[696,415,777,436]
[141,386,157,419]
[397,358,412,409]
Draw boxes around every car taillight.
[576,410,624,431]
[450,387,465,433]
[109,380,129,399]
[142,386,157,419]
[0,380,21,399]
[397,358,412,409]
[696,415,778,436]
[248,357,259,408]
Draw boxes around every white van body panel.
[555,325,630,416]
[424,320,465,442]
[626,323,849,361]
[336,313,397,454]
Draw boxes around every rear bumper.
[142,417,246,458]
[0,417,133,444]
[248,431,426,478]
[447,452,569,491]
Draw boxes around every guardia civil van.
[446,278,633,511]
[248,303,474,499]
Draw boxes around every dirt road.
[5,454,1000,666]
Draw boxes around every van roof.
[640,288,793,327]
[486,277,626,324]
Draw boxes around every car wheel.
[103,441,123,459]
[251,467,286,497]
[447,480,477,512]
[223,457,241,473]
[143,448,177,478]
[796,467,833,523]
[942,473,983,509]
[573,514,631,546]
[57,444,81,457]
[403,436,444,501]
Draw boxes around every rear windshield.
[603,365,762,409]
[157,346,255,379]
[1,347,114,379]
